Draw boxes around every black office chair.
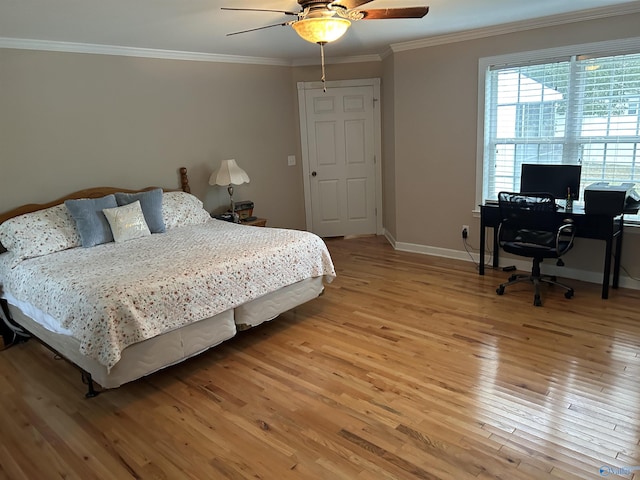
[495,192,576,306]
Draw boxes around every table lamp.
[209,159,250,221]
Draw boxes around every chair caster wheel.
[534,296,542,306]
[496,286,505,295]
[565,290,574,299]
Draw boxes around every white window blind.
[482,50,640,210]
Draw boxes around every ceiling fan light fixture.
[292,17,351,44]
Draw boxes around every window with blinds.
[481,49,640,213]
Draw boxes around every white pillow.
[0,204,81,267]
[161,191,211,229]
[102,201,151,243]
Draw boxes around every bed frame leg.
[82,371,100,398]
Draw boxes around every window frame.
[475,37,640,213]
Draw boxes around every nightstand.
[240,217,267,227]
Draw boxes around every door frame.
[297,78,383,235]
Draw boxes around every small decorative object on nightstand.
[240,217,267,227]
[234,200,254,221]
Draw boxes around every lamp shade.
[292,17,351,44]
[209,159,250,187]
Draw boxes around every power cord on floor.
[461,232,498,272]
[620,264,640,282]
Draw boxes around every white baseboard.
[381,229,640,291]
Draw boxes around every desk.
[479,204,624,299]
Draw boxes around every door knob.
[311,171,317,177]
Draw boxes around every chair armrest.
[556,220,576,255]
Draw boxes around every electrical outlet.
[462,225,469,239]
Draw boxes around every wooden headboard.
[0,167,191,225]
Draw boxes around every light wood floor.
[1,235,639,479]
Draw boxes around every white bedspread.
[0,220,335,370]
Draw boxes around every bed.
[0,168,335,395]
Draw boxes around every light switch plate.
[287,155,296,166]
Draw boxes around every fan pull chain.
[320,42,327,92]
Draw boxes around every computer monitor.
[520,164,582,200]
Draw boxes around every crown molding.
[391,2,640,53]
[0,36,380,66]
[379,47,394,61]
[0,37,292,67]
[291,53,381,66]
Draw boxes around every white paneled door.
[298,79,382,238]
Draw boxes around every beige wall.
[292,60,382,85]
[391,13,640,282]
[381,54,397,239]
[0,49,304,228]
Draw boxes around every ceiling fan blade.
[221,7,299,16]
[226,22,293,36]
[331,0,375,9]
[360,6,429,19]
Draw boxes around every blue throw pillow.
[65,195,118,247]
[115,188,166,233]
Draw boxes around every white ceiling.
[2,0,640,63]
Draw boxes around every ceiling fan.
[222,0,429,89]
